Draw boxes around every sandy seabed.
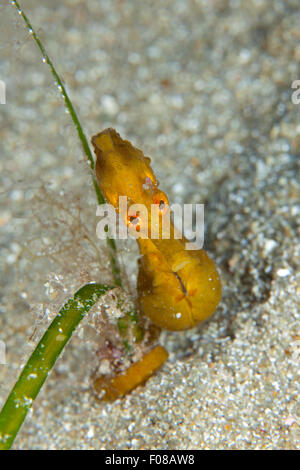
[0,0,299,449]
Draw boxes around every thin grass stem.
[0,283,113,450]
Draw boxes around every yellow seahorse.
[92,128,221,330]
[91,128,221,400]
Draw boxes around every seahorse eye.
[127,212,141,232]
[158,200,165,211]
[153,197,168,215]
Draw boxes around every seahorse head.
[92,128,169,232]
